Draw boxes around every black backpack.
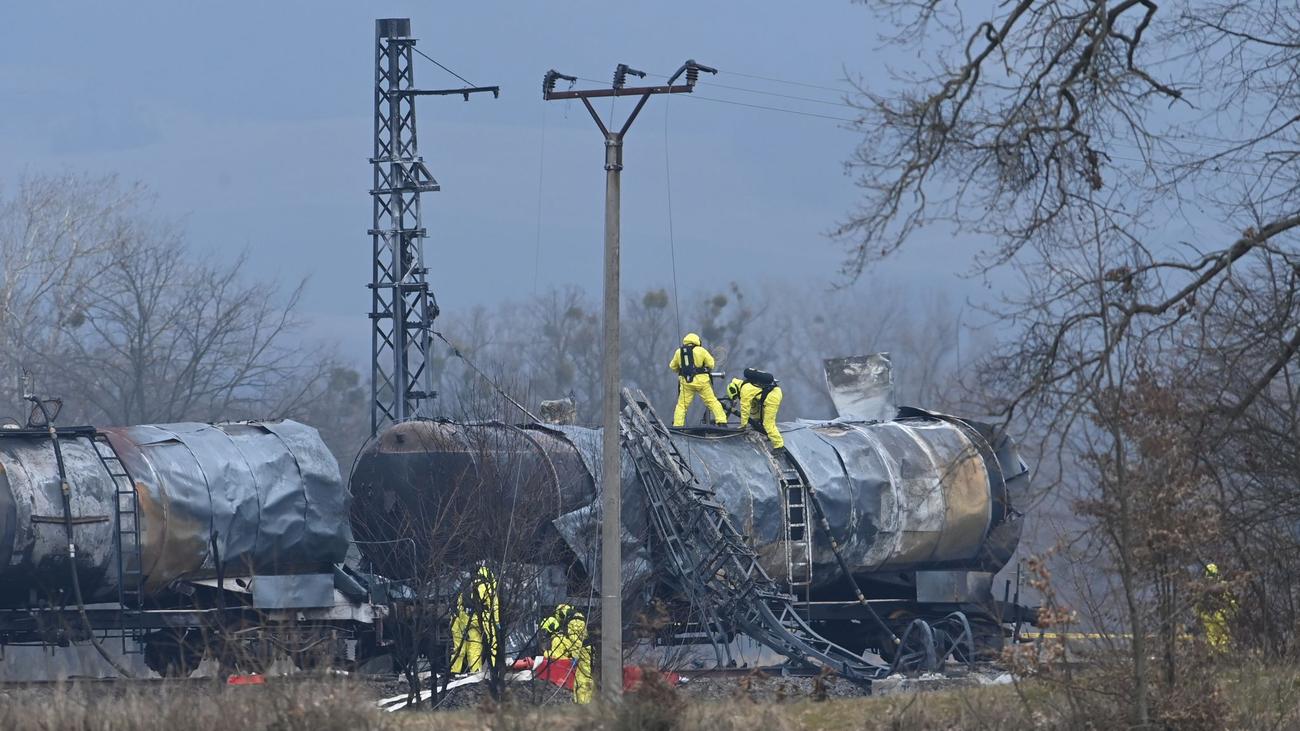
[679,344,702,379]
[743,368,776,387]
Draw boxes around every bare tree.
[836,3,1300,725]
[0,174,141,410]
[0,174,331,429]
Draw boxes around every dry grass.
[395,666,1300,731]
[3,665,1298,731]
[0,678,397,731]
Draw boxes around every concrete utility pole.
[542,59,715,700]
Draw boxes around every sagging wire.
[433,331,541,424]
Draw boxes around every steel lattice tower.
[368,18,495,434]
[371,18,436,433]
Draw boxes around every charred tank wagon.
[0,420,384,676]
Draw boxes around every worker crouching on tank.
[450,565,500,674]
[670,332,727,427]
[540,603,593,704]
[727,368,784,452]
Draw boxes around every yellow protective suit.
[450,567,499,674]
[729,378,784,449]
[1198,563,1236,653]
[539,604,593,704]
[669,333,726,427]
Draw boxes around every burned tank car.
[349,420,595,581]
[349,409,1028,618]
[0,420,349,607]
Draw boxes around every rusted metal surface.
[0,420,349,606]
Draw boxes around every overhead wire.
[411,46,479,88]
[682,94,859,124]
[663,96,683,336]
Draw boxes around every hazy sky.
[0,2,997,358]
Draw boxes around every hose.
[34,403,136,678]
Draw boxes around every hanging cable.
[433,331,542,424]
[662,97,683,336]
[683,94,858,123]
[716,68,850,94]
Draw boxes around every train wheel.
[143,630,203,678]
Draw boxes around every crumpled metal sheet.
[542,425,652,593]
[823,354,895,422]
[0,420,349,606]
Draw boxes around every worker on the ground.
[1198,562,1236,653]
[727,368,784,451]
[669,333,727,427]
[450,565,500,674]
[539,603,593,704]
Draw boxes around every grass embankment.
[3,667,1299,730]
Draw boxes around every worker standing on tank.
[540,603,593,704]
[450,565,500,674]
[727,368,784,452]
[669,332,728,427]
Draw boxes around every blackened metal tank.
[348,409,1029,593]
[0,420,349,607]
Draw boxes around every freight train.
[0,357,1036,677]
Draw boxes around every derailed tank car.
[0,420,384,676]
[350,364,1033,658]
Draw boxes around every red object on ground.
[510,657,535,671]
[533,659,684,694]
[226,674,266,685]
[622,665,683,691]
[534,658,578,690]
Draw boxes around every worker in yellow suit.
[539,604,593,704]
[727,368,784,450]
[669,333,727,427]
[1198,563,1236,653]
[450,565,499,673]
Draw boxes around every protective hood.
[682,333,701,346]
[727,378,743,399]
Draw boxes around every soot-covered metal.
[350,358,1030,606]
[0,420,349,606]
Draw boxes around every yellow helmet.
[477,565,494,580]
[727,378,743,400]
[682,332,701,346]
[1205,563,1219,577]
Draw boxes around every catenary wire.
[663,97,683,336]
[411,46,479,88]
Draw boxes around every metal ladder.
[778,460,813,605]
[621,388,887,683]
[93,433,145,654]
